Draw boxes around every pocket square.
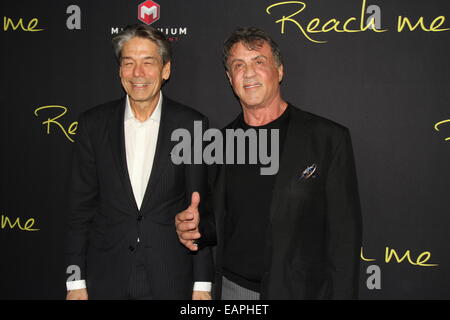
[299,163,317,180]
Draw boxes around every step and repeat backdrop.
[1,0,449,299]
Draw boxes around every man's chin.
[128,95,152,103]
[241,101,265,110]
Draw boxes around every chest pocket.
[290,173,324,196]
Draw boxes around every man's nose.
[133,63,145,77]
[243,63,256,78]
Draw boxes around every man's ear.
[278,64,284,82]
[163,61,171,80]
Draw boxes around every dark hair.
[222,27,283,70]
[112,24,171,65]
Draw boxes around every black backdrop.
[1,0,449,299]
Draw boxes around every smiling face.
[119,37,170,107]
[226,41,283,110]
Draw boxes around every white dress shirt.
[67,92,211,293]
[124,93,161,211]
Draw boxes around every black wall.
[1,0,449,299]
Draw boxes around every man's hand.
[175,192,201,251]
[192,291,212,300]
[66,288,88,300]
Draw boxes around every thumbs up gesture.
[175,192,201,251]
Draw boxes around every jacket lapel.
[139,97,178,211]
[108,97,139,213]
[268,106,311,222]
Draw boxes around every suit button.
[129,245,135,252]
[137,215,143,221]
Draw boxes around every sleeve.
[185,115,215,283]
[325,128,363,299]
[197,162,218,249]
[193,281,212,292]
[66,280,87,290]
[65,112,99,284]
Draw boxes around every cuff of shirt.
[67,280,210,291]
[193,281,212,292]
[66,280,86,291]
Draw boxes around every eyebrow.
[120,56,159,61]
[252,55,268,60]
[229,55,268,65]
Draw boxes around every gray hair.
[112,24,172,65]
[223,27,283,71]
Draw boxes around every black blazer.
[65,96,214,299]
[200,105,362,300]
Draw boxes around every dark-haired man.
[176,27,362,300]
[65,24,213,300]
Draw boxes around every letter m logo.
[138,0,160,25]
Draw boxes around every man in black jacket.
[175,27,362,299]
[65,24,213,300]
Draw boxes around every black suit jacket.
[200,104,362,300]
[65,96,214,299]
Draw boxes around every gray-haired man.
[65,24,213,300]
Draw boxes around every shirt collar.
[125,91,163,123]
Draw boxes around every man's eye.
[234,64,243,70]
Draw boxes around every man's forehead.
[229,41,272,59]
[122,37,158,53]
[120,38,162,60]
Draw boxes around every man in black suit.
[175,27,362,299]
[65,24,213,300]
